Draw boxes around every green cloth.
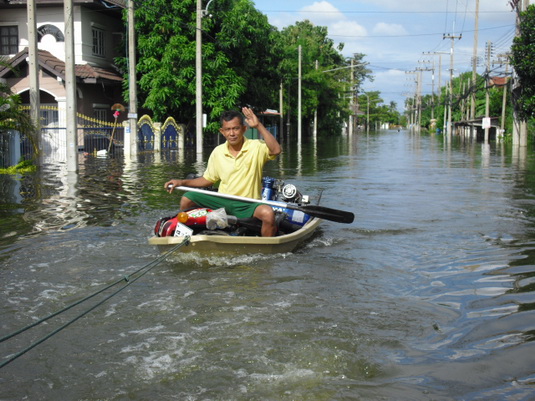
[183,192,263,219]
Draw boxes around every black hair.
[220,110,244,126]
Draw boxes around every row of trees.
[125,0,402,137]
[407,4,535,137]
[407,71,512,134]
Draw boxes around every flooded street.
[1,130,535,400]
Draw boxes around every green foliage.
[0,60,39,157]
[130,0,281,134]
[0,158,37,175]
[277,20,374,135]
[128,1,403,138]
[356,91,401,128]
[414,71,513,134]
[511,4,535,121]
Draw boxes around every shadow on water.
[1,131,535,399]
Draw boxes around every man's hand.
[242,107,259,128]
[164,176,214,193]
[164,179,183,193]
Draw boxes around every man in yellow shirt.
[165,107,282,236]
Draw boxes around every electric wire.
[0,238,190,369]
[459,0,470,36]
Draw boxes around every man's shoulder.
[243,137,267,149]
[211,142,229,155]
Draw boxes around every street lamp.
[203,0,214,17]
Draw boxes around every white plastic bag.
[206,208,229,230]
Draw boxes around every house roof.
[0,1,126,19]
[489,76,509,87]
[0,0,126,9]
[0,47,123,84]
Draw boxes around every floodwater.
[1,131,535,400]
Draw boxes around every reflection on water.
[1,131,535,399]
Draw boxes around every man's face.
[220,117,247,146]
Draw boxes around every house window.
[0,26,18,55]
[92,27,105,57]
[93,108,108,122]
[40,106,59,127]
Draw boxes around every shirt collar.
[224,136,250,157]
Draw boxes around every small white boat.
[148,179,353,256]
[148,217,321,255]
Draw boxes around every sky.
[251,0,518,111]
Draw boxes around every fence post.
[123,121,130,157]
[178,124,185,151]
[8,130,21,166]
[154,122,161,152]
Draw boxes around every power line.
[327,24,514,39]
[257,9,509,15]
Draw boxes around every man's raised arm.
[242,107,281,156]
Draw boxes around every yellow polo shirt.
[203,137,276,199]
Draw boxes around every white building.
[0,0,127,162]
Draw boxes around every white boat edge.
[148,217,322,255]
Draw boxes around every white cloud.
[330,20,367,37]
[255,0,516,108]
[372,22,408,36]
[300,1,345,21]
[359,0,452,12]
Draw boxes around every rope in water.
[0,238,189,369]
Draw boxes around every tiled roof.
[76,63,123,83]
[0,48,123,83]
[489,76,509,87]
[1,1,126,9]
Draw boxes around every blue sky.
[251,0,517,111]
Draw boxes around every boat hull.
[148,218,321,255]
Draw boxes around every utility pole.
[313,59,318,140]
[495,53,511,133]
[64,0,77,172]
[470,0,480,123]
[443,32,462,138]
[484,41,493,143]
[127,0,137,157]
[424,51,448,132]
[298,45,302,144]
[195,0,203,154]
[430,58,436,120]
[279,82,284,143]
[405,70,417,130]
[350,58,355,136]
[416,69,422,131]
[511,0,529,146]
[27,0,40,159]
[502,63,509,134]
[417,60,433,123]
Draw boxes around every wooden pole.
[298,45,302,144]
[128,0,138,157]
[27,0,41,160]
[64,0,78,171]
[195,0,203,154]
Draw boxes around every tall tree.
[277,20,371,135]
[131,0,281,133]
